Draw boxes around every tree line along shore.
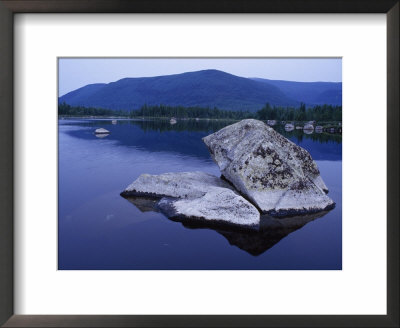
[59,102,342,123]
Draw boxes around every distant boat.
[112,120,117,124]
[284,123,294,131]
[295,126,303,130]
[170,117,177,125]
[94,128,110,135]
[303,124,314,131]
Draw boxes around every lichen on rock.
[202,119,334,216]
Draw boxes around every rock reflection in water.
[95,133,109,138]
[217,211,329,255]
[125,196,160,213]
[124,196,330,256]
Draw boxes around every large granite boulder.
[121,171,260,229]
[203,119,335,216]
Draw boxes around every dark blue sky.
[58,58,342,96]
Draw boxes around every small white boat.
[170,117,177,125]
[94,128,110,135]
[296,126,303,130]
[303,124,314,131]
[112,120,117,124]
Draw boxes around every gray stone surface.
[121,171,233,198]
[121,171,260,228]
[203,119,334,216]
[157,188,260,229]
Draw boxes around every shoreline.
[58,116,341,125]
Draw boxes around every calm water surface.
[58,119,342,270]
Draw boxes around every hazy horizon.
[58,58,342,97]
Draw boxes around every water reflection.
[179,211,330,255]
[60,118,342,141]
[273,125,341,144]
[60,118,342,161]
[95,133,109,138]
[58,118,342,269]
[216,211,329,255]
[124,195,331,256]
[125,196,160,213]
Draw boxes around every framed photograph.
[57,57,343,271]
[0,1,398,327]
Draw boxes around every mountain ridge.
[59,69,342,112]
[251,77,342,106]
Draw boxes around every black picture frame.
[0,1,398,327]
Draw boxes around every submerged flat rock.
[121,171,260,228]
[121,171,233,198]
[203,119,335,216]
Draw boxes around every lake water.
[58,119,342,270]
